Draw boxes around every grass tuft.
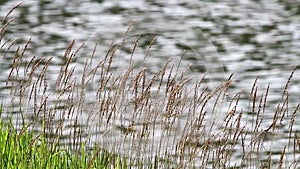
[0,107,126,169]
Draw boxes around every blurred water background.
[1,0,300,167]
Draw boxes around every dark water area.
[1,0,300,167]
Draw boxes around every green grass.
[0,107,127,169]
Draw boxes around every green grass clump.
[0,107,127,169]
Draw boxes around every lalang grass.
[1,3,300,169]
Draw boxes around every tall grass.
[1,3,300,168]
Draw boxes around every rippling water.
[1,0,300,167]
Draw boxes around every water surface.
[1,0,300,167]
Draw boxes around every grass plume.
[0,3,299,168]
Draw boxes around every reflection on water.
[1,0,300,167]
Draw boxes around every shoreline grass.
[0,106,127,169]
[1,3,300,168]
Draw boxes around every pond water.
[1,0,300,167]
